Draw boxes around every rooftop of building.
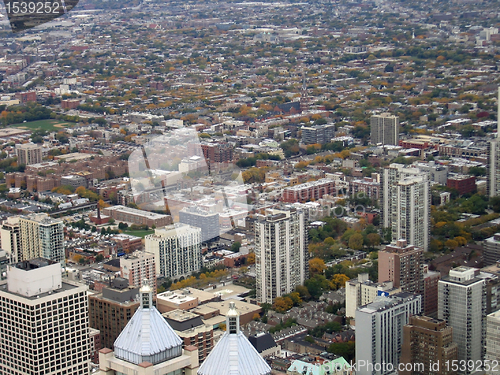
[20,213,62,225]
[0,279,81,300]
[114,283,183,365]
[162,309,205,331]
[358,292,419,314]
[248,332,278,353]
[12,258,57,271]
[104,205,170,219]
[287,357,350,375]
[197,302,271,375]
[205,299,261,316]
[283,178,334,191]
[157,290,197,304]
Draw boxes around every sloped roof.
[287,357,350,375]
[248,333,277,353]
[113,305,183,365]
[197,331,271,375]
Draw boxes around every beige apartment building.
[0,258,90,375]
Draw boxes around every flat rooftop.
[205,299,261,316]
[105,205,170,219]
[0,280,80,300]
[13,258,57,271]
[210,284,250,300]
[157,290,197,304]
[162,309,200,322]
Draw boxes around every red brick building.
[423,267,440,317]
[282,178,336,203]
[14,91,36,103]
[200,142,233,163]
[447,175,476,195]
[61,99,81,109]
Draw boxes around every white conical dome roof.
[197,302,271,375]
[113,280,183,365]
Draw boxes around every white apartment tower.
[120,250,157,297]
[0,216,21,263]
[370,113,399,145]
[145,223,202,280]
[255,208,308,304]
[382,164,430,251]
[16,143,42,166]
[0,258,89,375]
[438,267,487,374]
[19,213,65,265]
[355,293,422,375]
[486,310,500,375]
[345,273,401,319]
[488,87,500,197]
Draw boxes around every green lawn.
[123,229,155,238]
[12,119,73,132]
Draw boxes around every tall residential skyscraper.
[488,87,500,198]
[438,267,488,374]
[0,216,21,263]
[145,223,202,280]
[0,258,90,375]
[179,206,220,243]
[19,213,65,264]
[301,124,336,144]
[485,310,500,375]
[355,293,422,375]
[255,208,308,304]
[370,113,399,145]
[15,143,42,166]
[378,239,424,294]
[382,164,430,251]
[483,233,500,266]
[120,250,157,297]
[399,315,458,375]
[423,266,441,317]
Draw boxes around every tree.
[309,258,326,275]
[295,285,311,300]
[247,252,255,264]
[491,196,500,213]
[331,274,350,290]
[286,292,302,306]
[95,254,104,262]
[328,341,355,361]
[108,218,116,225]
[445,239,459,250]
[98,199,110,209]
[231,241,241,252]
[348,233,364,250]
[273,296,293,313]
[304,274,330,300]
[252,313,260,321]
[469,166,486,177]
[366,233,381,250]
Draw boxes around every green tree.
[348,233,364,250]
[231,242,241,252]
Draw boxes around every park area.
[12,119,73,132]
